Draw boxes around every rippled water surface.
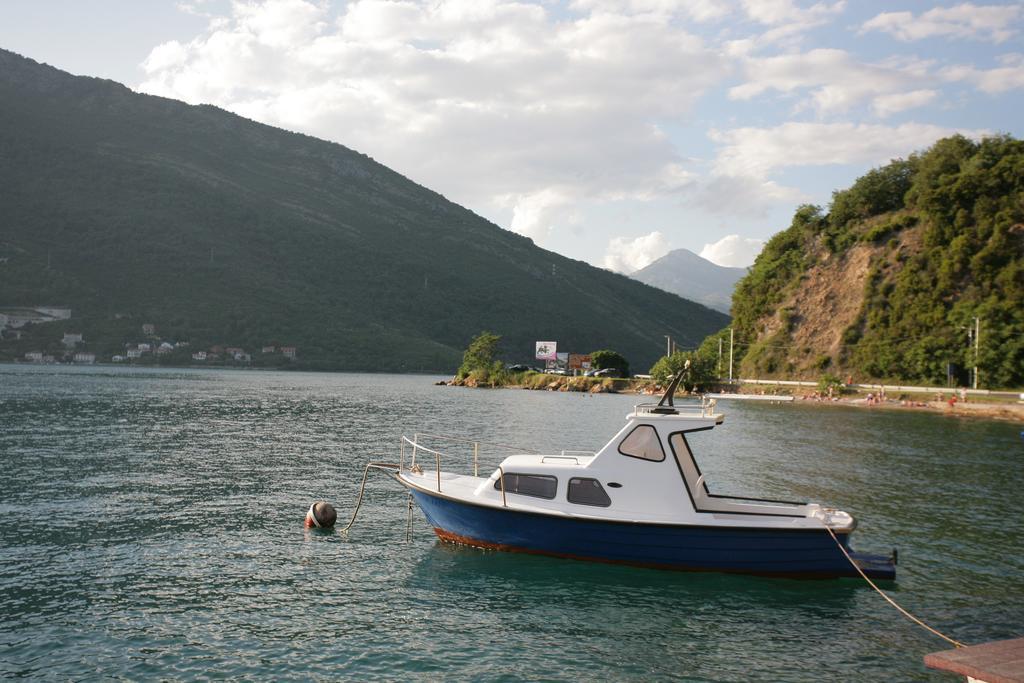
[1,365,1022,681]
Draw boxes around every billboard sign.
[568,354,592,370]
[535,341,557,360]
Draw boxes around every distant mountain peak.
[628,249,745,314]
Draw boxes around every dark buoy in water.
[305,501,337,529]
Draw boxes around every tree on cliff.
[457,331,502,379]
[650,351,715,391]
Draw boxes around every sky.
[2,1,1022,271]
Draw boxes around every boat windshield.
[618,425,665,462]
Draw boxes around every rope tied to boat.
[341,461,400,534]
[822,523,966,649]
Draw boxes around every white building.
[0,307,71,331]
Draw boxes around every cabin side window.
[618,424,665,462]
[494,473,558,500]
[567,478,612,507]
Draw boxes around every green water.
[1,365,1021,681]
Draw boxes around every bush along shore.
[440,371,654,394]
[445,332,1022,421]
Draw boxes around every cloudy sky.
[2,1,1022,271]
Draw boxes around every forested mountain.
[630,249,745,314]
[0,49,728,371]
[723,134,1024,388]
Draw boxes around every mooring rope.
[823,524,966,648]
[341,462,399,533]
[405,491,414,543]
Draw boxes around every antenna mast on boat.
[655,364,689,412]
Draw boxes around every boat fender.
[305,501,337,529]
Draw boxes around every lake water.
[1,364,1021,681]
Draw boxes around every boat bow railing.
[632,397,718,419]
[401,433,540,494]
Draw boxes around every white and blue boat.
[394,374,897,580]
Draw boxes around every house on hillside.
[281,346,297,359]
[157,342,174,355]
[73,352,96,364]
[262,345,276,354]
[142,323,155,335]
[127,349,142,359]
[62,332,83,347]
[24,351,43,362]
[192,351,207,361]
[137,343,151,353]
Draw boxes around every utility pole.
[664,335,672,358]
[973,316,980,389]
[717,337,723,378]
[728,328,734,382]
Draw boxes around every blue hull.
[411,489,895,580]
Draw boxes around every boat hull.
[410,489,895,580]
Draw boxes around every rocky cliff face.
[740,218,926,379]
[728,135,1024,387]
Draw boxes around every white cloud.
[602,231,670,273]
[742,0,844,26]
[738,0,846,48]
[872,89,938,117]
[693,174,808,218]
[709,122,989,178]
[700,234,764,267]
[139,0,727,244]
[729,48,936,115]
[505,187,575,242]
[942,54,1024,94]
[569,0,732,21]
[862,3,1023,44]
[141,40,188,73]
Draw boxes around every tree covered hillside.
[0,49,728,371]
[727,134,1024,388]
